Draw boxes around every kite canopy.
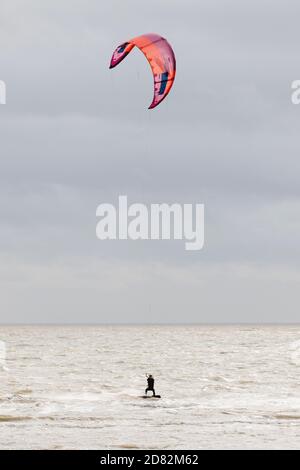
[109,33,176,109]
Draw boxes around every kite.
[109,33,176,109]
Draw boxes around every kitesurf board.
[141,395,161,399]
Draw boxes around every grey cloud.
[0,0,300,322]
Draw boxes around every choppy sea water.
[0,325,300,450]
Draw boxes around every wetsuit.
[145,376,155,396]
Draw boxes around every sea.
[0,325,300,450]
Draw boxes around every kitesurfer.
[145,374,155,396]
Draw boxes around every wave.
[274,414,300,420]
[118,444,140,449]
[0,415,32,422]
[15,389,33,395]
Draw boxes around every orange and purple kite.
[109,33,176,109]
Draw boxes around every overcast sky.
[1,0,300,323]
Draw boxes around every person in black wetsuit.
[145,374,155,396]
